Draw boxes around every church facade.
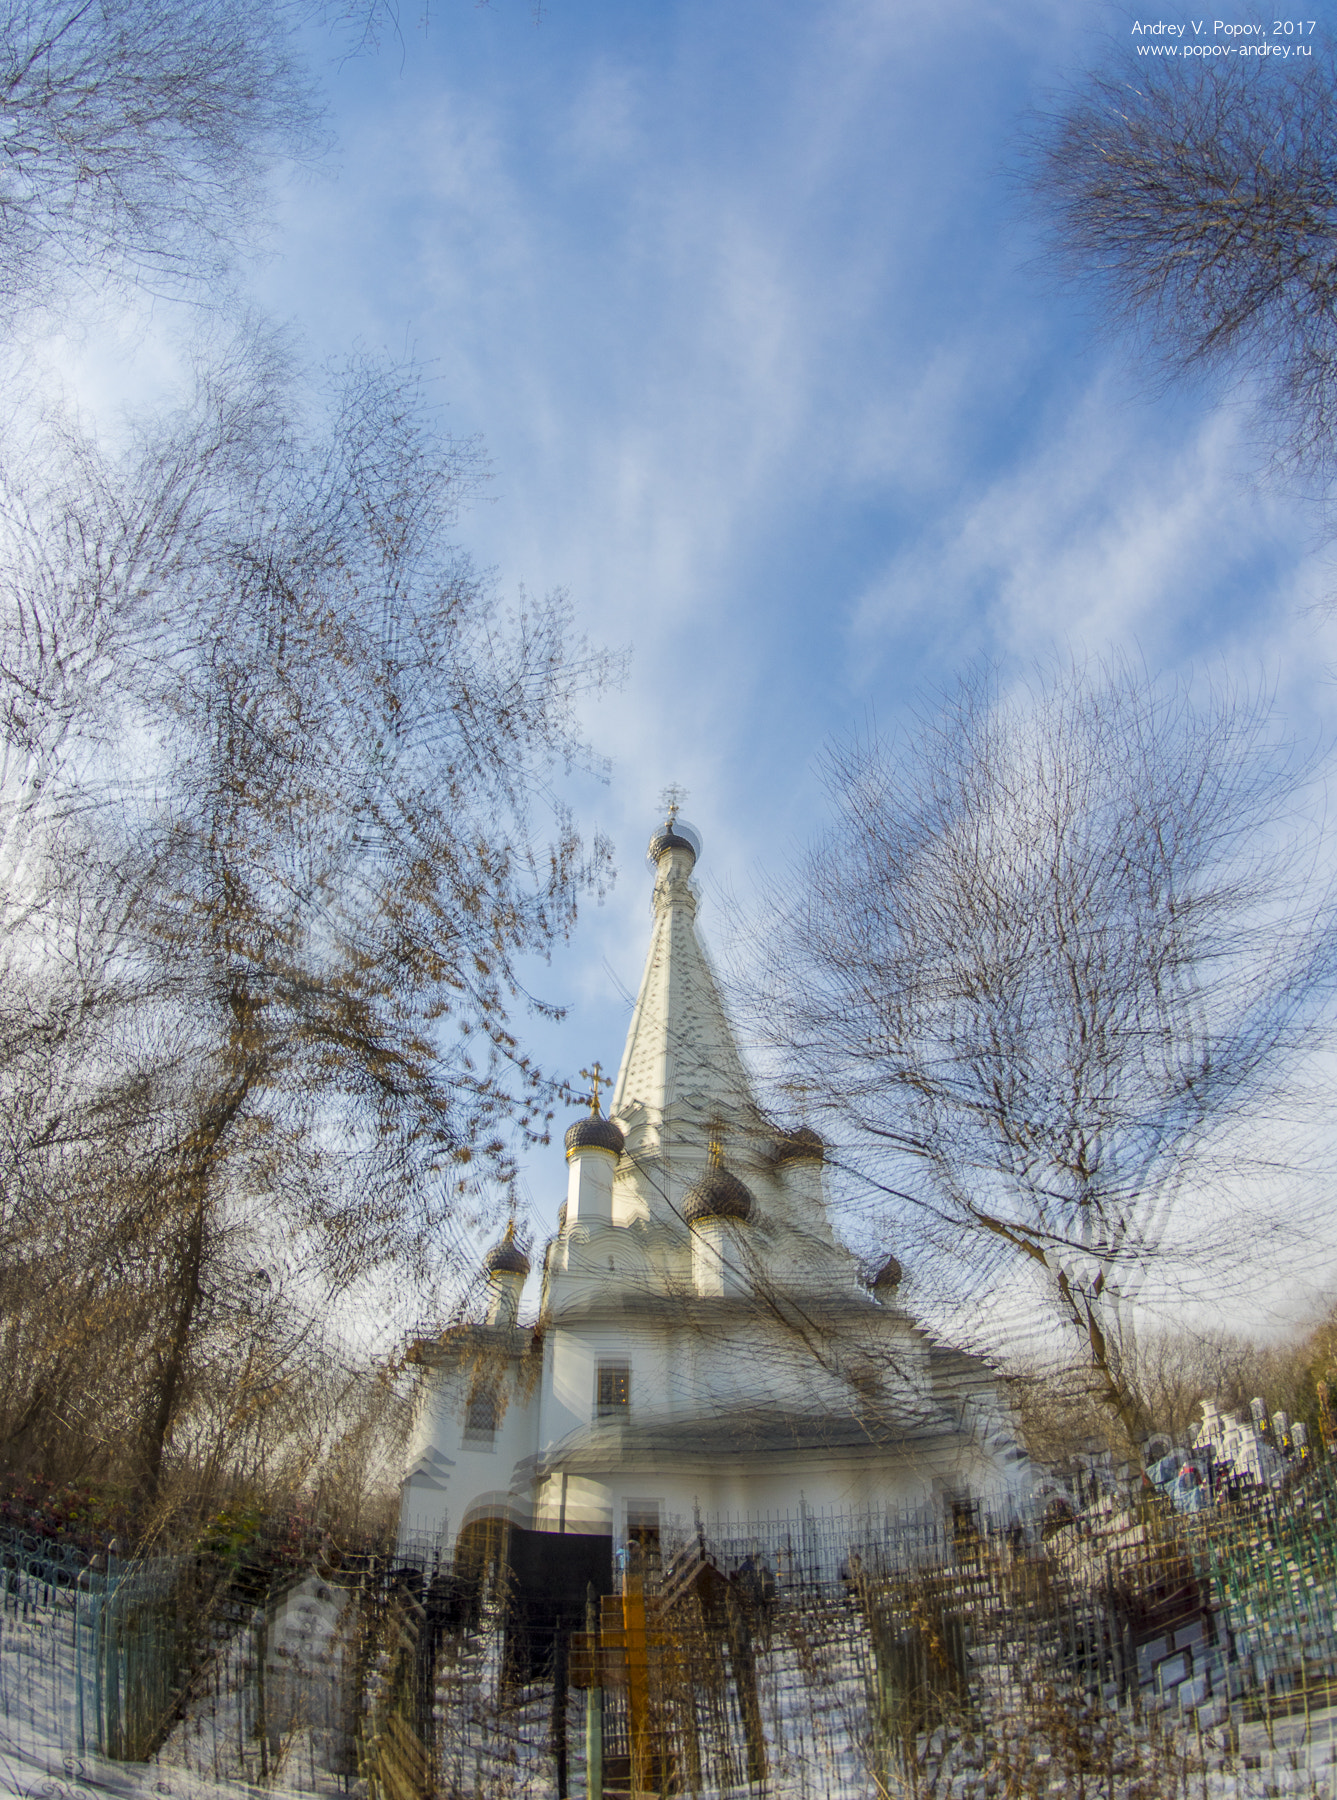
[399,817,1029,1574]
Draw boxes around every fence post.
[552,1621,569,1800]
[74,1568,84,1758]
[585,1585,603,1800]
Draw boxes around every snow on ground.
[0,1556,350,1800]
[8,1555,1337,1797]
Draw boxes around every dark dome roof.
[774,1125,825,1164]
[871,1254,903,1292]
[565,1113,625,1157]
[484,1231,531,1277]
[683,1166,754,1226]
[648,826,697,864]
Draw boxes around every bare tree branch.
[0,339,617,1495]
[752,658,1336,1446]
[1029,48,1337,479]
[0,0,323,316]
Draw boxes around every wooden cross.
[570,1581,677,1800]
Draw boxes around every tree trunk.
[137,1055,258,1501]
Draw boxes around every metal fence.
[400,1468,1337,1797]
[0,1523,380,1791]
[0,1526,194,1763]
[15,1470,1337,1796]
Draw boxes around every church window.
[464,1388,498,1447]
[597,1361,631,1417]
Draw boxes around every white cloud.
[563,56,643,168]
[849,380,1306,680]
[240,0,1337,1329]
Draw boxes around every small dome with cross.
[683,1139,754,1226]
[565,1061,625,1157]
[566,1114,625,1157]
[484,1223,531,1278]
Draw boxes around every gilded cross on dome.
[579,1062,606,1115]
[659,783,688,829]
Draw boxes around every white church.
[399,813,1029,1582]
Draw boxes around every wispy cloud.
[236,0,1337,1312]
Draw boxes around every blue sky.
[248,0,1337,1313]
[50,0,1337,1331]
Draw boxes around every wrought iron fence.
[15,1470,1337,1796]
[0,1527,200,1762]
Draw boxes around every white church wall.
[616,1166,671,1229]
[399,1342,550,1553]
[540,1321,681,1439]
[587,1457,946,1543]
[398,1476,450,1550]
[395,815,1032,1567]
[546,1329,596,1431]
[566,1145,616,1225]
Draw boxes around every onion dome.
[647,800,701,867]
[483,1224,531,1278]
[871,1254,903,1294]
[684,1140,754,1226]
[565,1113,625,1158]
[648,824,697,864]
[774,1125,825,1164]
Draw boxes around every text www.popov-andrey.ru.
[1130,19,1317,56]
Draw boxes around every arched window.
[464,1387,498,1446]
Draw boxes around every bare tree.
[0,0,323,317]
[0,340,616,1497]
[1009,1323,1304,1474]
[0,0,591,1515]
[1030,50,1337,478]
[754,660,1334,1445]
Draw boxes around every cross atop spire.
[579,1062,607,1116]
[659,782,688,829]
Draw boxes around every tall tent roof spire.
[609,817,759,1144]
